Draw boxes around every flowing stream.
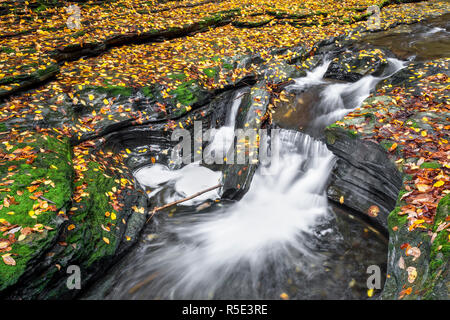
[85,14,450,297]
[82,55,406,300]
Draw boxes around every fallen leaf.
[2,254,16,266]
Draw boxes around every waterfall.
[117,130,335,299]
[108,58,407,299]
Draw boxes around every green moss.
[141,86,154,98]
[87,85,132,97]
[406,119,420,128]
[0,133,72,291]
[420,162,441,169]
[65,161,120,267]
[173,80,198,106]
[387,206,408,229]
[168,72,187,81]
[387,189,413,229]
[223,63,234,70]
[203,67,217,78]
[71,30,87,39]
[429,194,450,271]
[0,46,15,54]
[380,140,394,152]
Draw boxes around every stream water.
[82,17,447,300]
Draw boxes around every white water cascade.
[118,130,335,299]
[109,58,406,299]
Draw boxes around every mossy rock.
[82,85,133,98]
[172,80,204,106]
[0,132,73,292]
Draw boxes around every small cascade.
[110,131,336,299]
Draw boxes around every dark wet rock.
[272,83,333,134]
[50,10,239,63]
[324,126,403,231]
[263,61,306,85]
[221,83,269,200]
[324,48,389,82]
[0,64,59,100]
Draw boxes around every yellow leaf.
[407,266,417,283]
[367,288,374,297]
[111,212,117,220]
[18,234,26,241]
[103,237,110,244]
[67,224,75,231]
[339,196,344,204]
[103,98,109,105]
[280,293,289,300]
[433,180,444,188]
[421,130,427,137]
[88,94,94,101]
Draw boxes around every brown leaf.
[2,254,16,266]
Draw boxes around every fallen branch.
[146,183,222,223]
[128,272,159,294]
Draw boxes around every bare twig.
[39,196,56,204]
[128,272,159,294]
[234,93,246,100]
[146,183,222,223]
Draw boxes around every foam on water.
[308,57,405,130]
[288,60,331,89]
[135,163,221,206]
[124,131,335,299]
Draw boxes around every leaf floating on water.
[339,196,344,204]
